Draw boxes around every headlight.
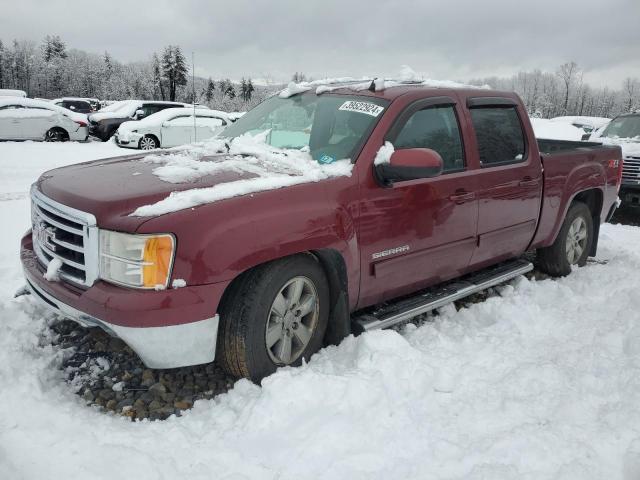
[99,230,175,289]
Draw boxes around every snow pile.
[131,132,353,216]
[530,117,585,141]
[374,141,395,165]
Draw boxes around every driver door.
[357,98,479,307]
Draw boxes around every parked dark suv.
[88,100,194,141]
[52,98,94,114]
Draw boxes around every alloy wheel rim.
[140,138,156,150]
[565,216,587,264]
[265,276,319,365]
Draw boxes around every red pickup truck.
[20,82,623,382]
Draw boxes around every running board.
[354,259,533,332]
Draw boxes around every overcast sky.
[1,0,639,88]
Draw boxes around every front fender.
[136,175,361,307]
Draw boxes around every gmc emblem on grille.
[33,220,57,251]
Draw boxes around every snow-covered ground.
[1,141,640,479]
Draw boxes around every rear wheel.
[537,201,593,276]
[139,135,159,150]
[217,254,329,382]
[45,128,69,142]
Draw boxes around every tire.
[139,135,159,150]
[537,201,594,277]
[217,254,330,382]
[45,128,69,142]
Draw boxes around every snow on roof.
[549,116,611,129]
[279,66,489,98]
[0,89,27,97]
[130,131,353,216]
[0,96,87,122]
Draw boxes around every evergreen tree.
[205,77,215,102]
[245,78,254,101]
[152,53,164,100]
[161,45,188,101]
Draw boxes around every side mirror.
[581,133,591,141]
[375,148,443,185]
[135,109,145,119]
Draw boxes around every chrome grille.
[31,186,99,287]
[622,156,640,185]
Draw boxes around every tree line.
[470,62,639,119]
[0,35,271,111]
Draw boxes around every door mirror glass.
[375,148,443,185]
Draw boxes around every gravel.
[47,320,237,421]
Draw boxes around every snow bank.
[131,132,353,216]
[530,117,585,141]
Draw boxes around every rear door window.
[469,107,526,166]
[393,105,465,173]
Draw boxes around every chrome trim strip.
[38,243,86,271]
[50,236,84,253]
[33,204,84,235]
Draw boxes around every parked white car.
[115,107,231,150]
[0,97,88,142]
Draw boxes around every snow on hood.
[598,136,640,157]
[89,101,140,122]
[130,131,353,216]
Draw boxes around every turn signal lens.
[142,236,174,288]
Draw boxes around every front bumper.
[114,132,141,149]
[21,235,221,369]
[620,184,640,206]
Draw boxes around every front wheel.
[537,201,594,277]
[139,135,159,150]
[217,254,330,382]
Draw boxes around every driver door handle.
[449,189,476,204]
[519,176,540,187]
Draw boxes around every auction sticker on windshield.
[339,100,384,117]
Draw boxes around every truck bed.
[530,140,621,250]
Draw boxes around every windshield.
[222,94,388,162]
[600,115,640,140]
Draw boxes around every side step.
[354,259,533,332]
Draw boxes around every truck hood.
[36,137,354,231]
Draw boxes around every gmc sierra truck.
[20,82,623,382]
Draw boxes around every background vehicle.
[51,97,94,114]
[115,107,231,150]
[21,84,622,383]
[0,97,88,141]
[88,100,206,141]
[590,113,640,205]
[0,89,27,98]
[549,115,610,136]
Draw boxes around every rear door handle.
[449,190,476,204]
[519,177,540,187]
